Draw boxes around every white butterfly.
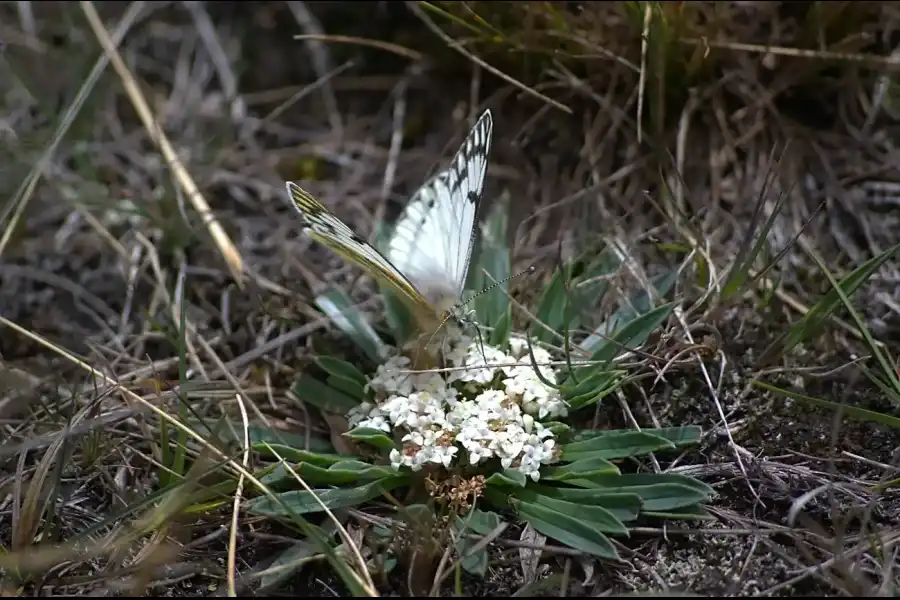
[285,109,493,332]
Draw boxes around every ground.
[1,2,899,597]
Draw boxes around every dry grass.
[2,1,900,596]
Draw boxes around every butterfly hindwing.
[386,110,493,311]
[285,182,436,323]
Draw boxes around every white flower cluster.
[347,335,566,481]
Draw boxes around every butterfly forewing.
[386,110,493,311]
[284,182,437,324]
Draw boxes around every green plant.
[245,193,713,594]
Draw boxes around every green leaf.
[257,463,307,487]
[796,243,900,404]
[346,427,396,451]
[318,360,368,400]
[330,459,385,472]
[453,509,502,576]
[486,469,527,488]
[542,421,571,437]
[367,554,397,576]
[549,475,714,511]
[292,375,360,413]
[512,487,642,523]
[462,507,502,535]
[516,500,618,559]
[579,271,676,354]
[527,495,628,535]
[314,356,368,387]
[191,422,334,454]
[293,463,361,486]
[327,374,366,401]
[543,456,620,481]
[384,290,416,345]
[571,302,676,381]
[565,247,623,330]
[562,370,622,399]
[258,541,319,592]
[252,445,346,466]
[530,263,572,344]
[572,426,702,448]
[246,476,407,516]
[490,308,512,347]
[260,457,389,488]
[529,246,626,345]
[561,430,677,461]
[563,371,624,410]
[468,191,511,334]
[642,504,714,520]
[315,287,387,363]
[292,461,396,486]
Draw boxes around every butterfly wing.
[386,109,493,312]
[285,182,437,324]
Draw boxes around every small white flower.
[402,430,424,446]
[389,448,403,469]
[429,444,458,468]
[522,414,534,433]
[414,372,455,399]
[361,330,563,476]
[466,443,492,466]
[357,415,391,432]
[367,356,414,396]
[454,343,508,385]
[495,426,526,459]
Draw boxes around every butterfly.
[285,109,494,334]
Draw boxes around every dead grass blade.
[79,1,245,287]
[0,2,145,261]
[409,1,572,115]
[292,33,425,61]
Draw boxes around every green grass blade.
[759,242,900,366]
[804,244,900,402]
[752,379,900,428]
[720,163,786,300]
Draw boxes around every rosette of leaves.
[246,193,713,593]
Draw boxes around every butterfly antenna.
[455,264,537,314]
[421,264,538,362]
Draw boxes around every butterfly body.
[286,109,494,336]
